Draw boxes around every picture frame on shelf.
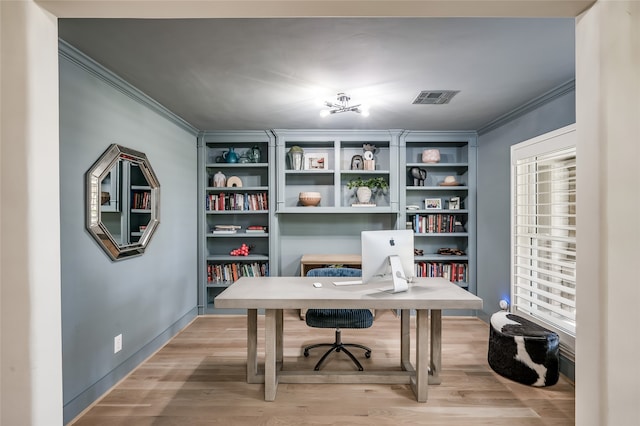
[305,153,328,170]
[424,198,442,210]
[448,196,461,210]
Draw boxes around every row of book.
[207,262,269,283]
[211,225,267,234]
[131,191,151,210]
[415,262,468,283]
[206,192,268,211]
[411,214,465,234]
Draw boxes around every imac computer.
[361,229,414,293]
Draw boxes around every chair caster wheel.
[304,350,309,357]
[365,351,371,359]
[358,366,363,371]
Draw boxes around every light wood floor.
[70,310,575,425]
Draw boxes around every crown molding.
[58,39,199,136]
[478,79,575,136]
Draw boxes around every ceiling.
[58,18,575,132]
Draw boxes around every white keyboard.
[332,280,363,286]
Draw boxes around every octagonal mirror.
[86,144,160,260]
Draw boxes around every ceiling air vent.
[412,90,459,105]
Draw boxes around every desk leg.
[246,309,260,384]
[276,308,283,366]
[264,309,279,401]
[400,309,411,370]
[430,309,442,385]
[415,309,429,402]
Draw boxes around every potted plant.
[347,176,389,204]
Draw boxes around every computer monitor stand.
[382,255,409,293]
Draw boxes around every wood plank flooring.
[70,310,575,425]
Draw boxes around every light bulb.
[320,109,330,118]
[361,108,370,117]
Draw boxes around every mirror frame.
[86,144,160,260]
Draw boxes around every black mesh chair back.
[304,267,373,371]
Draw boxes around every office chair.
[303,267,373,371]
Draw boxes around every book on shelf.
[411,213,464,234]
[212,224,241,234]
[206,192,269,211]
[414,261,468,283]
[207,261,269,283]
[246,225,267,233]
[214,225,241,229]
[132,190,151,210]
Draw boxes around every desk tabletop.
[214,276,482,311]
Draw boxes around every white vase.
[356,186,372,204]
[213,171,226,187]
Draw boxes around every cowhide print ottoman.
[488,311,559,387]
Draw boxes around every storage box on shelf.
[400,132,477,292]
[199,131,275,314]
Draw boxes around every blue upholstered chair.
[304,267,374,371]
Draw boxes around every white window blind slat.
[513,273,576,296]
[515,233,576,244]
[515,243,575,259]
[514,253,576,271]
[513,291,576,317]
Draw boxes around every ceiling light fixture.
[320,93,369,117]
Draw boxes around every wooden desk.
[215,277,482,402]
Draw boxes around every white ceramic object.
[213,171,226,187]
[356,186,372,204]
[422,149,441,163]
[439,175,460,186]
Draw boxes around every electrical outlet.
[114,334,122,353]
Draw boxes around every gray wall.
[476,89,575,319]
[59,48,198,422]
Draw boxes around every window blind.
[511,126,576,353]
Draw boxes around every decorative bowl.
[299,191,321,207]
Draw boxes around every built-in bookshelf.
[271,130,402,277]
[198,130,477,312]
[273,129,401,213]
[400,131,477,293]
[198,131,275,314]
